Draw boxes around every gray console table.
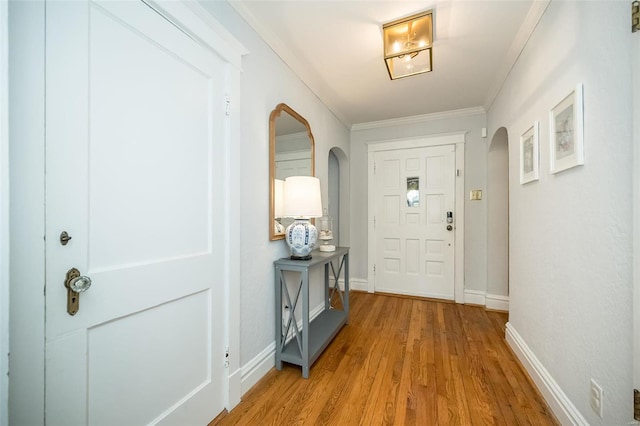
[274,247,349,378]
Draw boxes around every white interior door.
[45,1,226,424]
[274,158,312,180]
[374,145,456,300]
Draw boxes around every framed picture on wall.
[549,83,584,174]
[520,121,539,184]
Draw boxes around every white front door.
[373,145,456,299]
[45,1,226,424]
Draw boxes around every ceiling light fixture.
[383,10,433,80]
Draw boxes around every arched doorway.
[487,128,510,310]
[328,147,349,247]
[328,150,340,244]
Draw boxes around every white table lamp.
[282,176,323,260]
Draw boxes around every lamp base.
[319,244,335,252]
[290,254,312,261]
[285,218,318,261]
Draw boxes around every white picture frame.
[550,83,584,174]
[520,121,539,184]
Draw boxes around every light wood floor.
[210,292,557,425]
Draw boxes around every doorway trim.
[0,2,9,424]
[328,147,349,247]
[632,22,639,403]
[367,132,466,303]
[8,2,246,423]
[487,128,510,312]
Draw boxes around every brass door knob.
[64,268,92,315]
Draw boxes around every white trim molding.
[352,107,485,132]
[506,323,588,426]
[367,132,466,303]
[147,0,248,69]
[0,2,9,424]
[482,0,551,112]
[240,342,276,396]
[349,278,369,293]
[464,289,486,306]
[632,18,640,402]
[464,290,509,311]
[486,293,509,311]
[240,302,325,395]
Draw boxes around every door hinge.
[633,1,639,33]
[634,388,640,421]
[225,95,231,116]
[373,216,376,228]
[373,161,376,174]
[373,264,376,275]
[456,168,460,177]
[224,346,229,368]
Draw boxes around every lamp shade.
[274,179,284,218]
[282,176,323,218]
[383,10,433,80]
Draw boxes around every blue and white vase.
[285,218,318,260]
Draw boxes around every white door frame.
[7,2,247,422]
[367,132,466,303]
[0,2,9,425]
[633,23,639,400]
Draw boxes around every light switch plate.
[470,190,482,200]
[590,379,604,418]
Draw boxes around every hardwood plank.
[209,292,558,426]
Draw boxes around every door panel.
[45,1,225,424]
[87,291,210,425]
[374,145,456,299]
[89,4,212,269]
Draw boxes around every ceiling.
[229,0,549,128]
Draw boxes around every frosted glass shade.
[282,176,323,218]
[274,179,284,218]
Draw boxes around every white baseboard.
[464,289,486,305]
[226,367,242,409]
[505,323,588,426]
[350,278,369,292]
[240,342,275,396]
[464,290,509,311]
[486,293,509,311]
[240,302,325,396]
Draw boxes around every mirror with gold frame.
[269,103,315,241]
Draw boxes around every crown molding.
[483,0,551,112]
[351,106,485,132]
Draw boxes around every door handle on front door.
[64,267,92,316]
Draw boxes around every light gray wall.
[487,2,633,424]
[350,113,488,294]
[199,2,351,367]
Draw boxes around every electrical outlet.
[590,378,604,418]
